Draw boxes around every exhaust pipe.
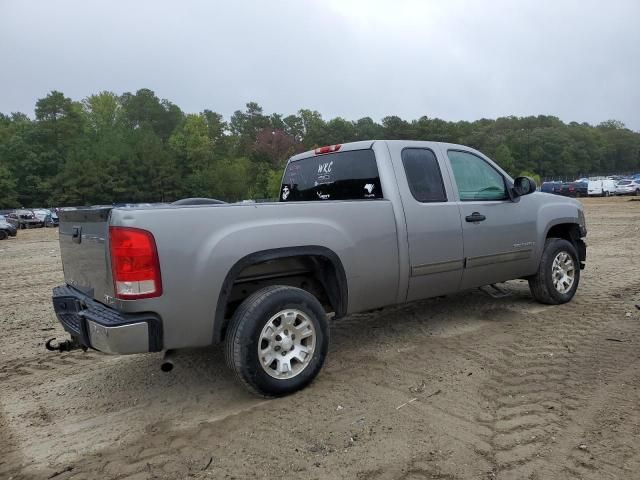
[160,349,175,372]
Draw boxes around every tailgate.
[58,207,113,303]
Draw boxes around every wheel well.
[546,223,586,263]
[213,248,347,343]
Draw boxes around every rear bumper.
[52,285,163,354]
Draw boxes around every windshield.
[280,149,382,202]
[618,180,631,185]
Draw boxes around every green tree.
[493,144,515,175]
[229,102,269,156]
[2,89,640,207]
[120,88,183,141]
[0,162,18,208]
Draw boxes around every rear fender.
[212,246,348,343]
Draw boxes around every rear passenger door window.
[447,150,507,201]
[401,148,447,202]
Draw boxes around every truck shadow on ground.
[84,279,537,403]
[6,280,561,479]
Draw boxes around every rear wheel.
[528,238,580,304]
[225,285,329,397]
[0,230,7,240]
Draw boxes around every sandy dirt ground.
[1,197,639,480]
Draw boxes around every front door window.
[448,150,507,201]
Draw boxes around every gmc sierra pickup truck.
[51,140,587,396]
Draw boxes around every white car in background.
[587,179,616,196]
[32,209,49,221]
[615,179,640,196]
[33,208,59,227]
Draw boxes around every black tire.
[225,285,329,397]
[528,238,580,305]
[0,230,7,240]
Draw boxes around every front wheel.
[0,230,7,240]
[225,285,329,397]
[528,238,581,305]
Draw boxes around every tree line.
[0,88,639,208]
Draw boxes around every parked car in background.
[33,209,51,226]
[601,179,617,196]
[33,209,59,227]
[615,179,640,196]
[586,181,602,196]
[559,182,573,196]
[47,210,59,227]
[560,181,588,197]
[573,181,588,197]
[0,217,18,240]
[587,179,616,197]
[6,210,44,229]
[541,181,562,194]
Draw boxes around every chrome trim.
[86,320,149,354]
[466,249,533,269]
[411,259,464,277]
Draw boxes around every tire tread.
[224,285,327,397]
[528,237,580,305]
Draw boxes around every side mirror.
[513,176,537,197]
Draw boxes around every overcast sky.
[1,0,639,130]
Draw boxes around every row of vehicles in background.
[541,174,640,197]
[0,209,59,239]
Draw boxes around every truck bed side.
[108,200,400,349]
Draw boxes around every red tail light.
[314,144,341,155]
[109,226,162,299]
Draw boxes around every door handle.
[465,212,486,223]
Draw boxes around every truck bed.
[58,200,400,349]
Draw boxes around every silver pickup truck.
[51,140,587,396]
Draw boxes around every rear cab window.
[280,149,383,201]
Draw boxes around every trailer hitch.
[45,337,86,353]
